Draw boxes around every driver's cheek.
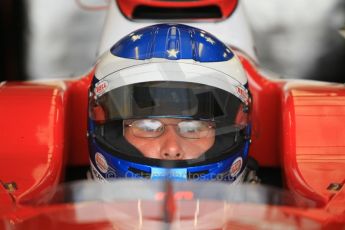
[181,137,215,159]
[134,141,162,159]
[182,128,215,159]
[124,129,161,158]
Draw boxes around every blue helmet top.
[110,24,234,62]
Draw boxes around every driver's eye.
[130,119,164,137]
[179,121,206,132]
[137,120,162,130]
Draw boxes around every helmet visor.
[90,81,248,131]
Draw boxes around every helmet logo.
[95,80,109,96]
[95,152,108,173]
[130,34,143,42]
[167,49,179,58]
[236,86,249,104]
[230,157,243,177]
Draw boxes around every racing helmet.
[88,24,251,182]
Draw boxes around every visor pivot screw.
[1,181,17,193]
[327,183,343,192]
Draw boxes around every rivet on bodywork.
[327,183,343,192]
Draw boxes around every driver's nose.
[162,152,182,159]
[160,126,184,160]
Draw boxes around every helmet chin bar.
[90,157,249,185]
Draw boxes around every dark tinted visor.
[90,81,248,129]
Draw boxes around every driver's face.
[124,118,215,160]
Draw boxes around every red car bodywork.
[116,0,238,19]
[0,52,344,228]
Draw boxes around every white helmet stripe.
[95,62,249,104]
